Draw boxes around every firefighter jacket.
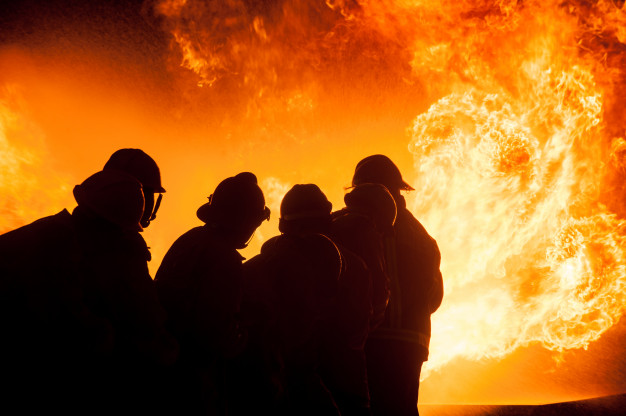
[318,241,373,413]
[243,233,340,369]
[0,210,105,365]
[369,195,443,361]
[0,208,176,413]
[72,206,176,368]
[156,225,246,366]
[331,209,389,330]
[243,233,342,416]
[156,225,249,415]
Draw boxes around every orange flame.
[404,0,626,377]
[1,0,624,403]
[0,86,73,234]
[409,86,626,372]
[155,0,626,381]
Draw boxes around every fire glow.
[158,0,626,374]
[2,0,626,405]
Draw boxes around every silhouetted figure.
[73,170,178,414]
[332,183,397,331]
[155,172,270,415]
[0,168,175,414]
[104,148,166,228]
[322,183,398,416]
[242,184,342,416]
[353,155,444,416]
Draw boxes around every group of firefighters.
[0,149,443,416]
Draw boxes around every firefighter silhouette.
[0,168,176,415]
[155,172,270,415]
[333,182,396,331]
[242,184,342,416]
[353,155,444,416]
[321,182,397,416]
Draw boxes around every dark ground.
[421,394,626,415]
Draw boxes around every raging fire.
[1,0,626,403]
[155,0,626,381]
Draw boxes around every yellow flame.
[0,0,611,398]
[0,86,73,233]
[404,1,626,377]
[153,0,626,382]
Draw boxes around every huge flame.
[1,0,626,404]
[156,0,626,380]
[405,0,626,378]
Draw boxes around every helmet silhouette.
[104,148,165,228]
[197,172,270,228]
[280,184,332,221]
[352,154,414,192]
[73,170,145,232]
[345,183,397,231]
[279,184,332,234]
[104,148,165,193]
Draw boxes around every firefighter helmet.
[196,172,270,228]
[279,184,332,234]
[352,154,414,192]
[103,148,165,193]
[73,170,144,232]
[345,183,397,230]
[104,148,165,227]
[280,184,332,221]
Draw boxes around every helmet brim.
[400,180,415,191]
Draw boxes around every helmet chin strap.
[239,208,270,248]
[239,230,256,250]
[149,193,163,222]
[141,193,163,228]
[237,218,263,249]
